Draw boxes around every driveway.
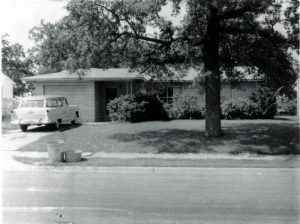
[2,126,54,151]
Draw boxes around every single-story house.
[1,72,15,100]
[23,68,261,122]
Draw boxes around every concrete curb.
[9,151,299,161]
[2,151,299,172]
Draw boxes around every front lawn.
[17,117,299,155]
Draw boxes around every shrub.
[107,95,140,122]
[222,98,261,120]
[107,93,169,122]
[2,97,20,121]
[222,87,278,120]
[276,95,297,115]
[133,93,169,122]
[168,94,205,119]
[250,86,277,119]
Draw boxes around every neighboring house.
[23,68,261,122]
[1,72,15,99]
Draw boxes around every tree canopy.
[2,34,34,96]
[29,0,299,136]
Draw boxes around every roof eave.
[22,77,145,82]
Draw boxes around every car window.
[46,99,58,107]
[21,100,44,108]
[57,99,63,107]
[64,98,68,106]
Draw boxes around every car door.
[46,98,60,123]
[61,97,73,122]
[56,98,67,122]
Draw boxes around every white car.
[11,96,80,131]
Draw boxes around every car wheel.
[50,123,60,130]
[20,125,28,132]
[55,122,60,130]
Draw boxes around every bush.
[2,97,20,121]
[107,95,139,122]
[166,94,206,120]
[107,93,169,122]
[250,86,277,119]
[222,87,278,120]
[276,95,297,115]
[222,98,261,120]
[133,93,169,122]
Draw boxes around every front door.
[105,87,118,120]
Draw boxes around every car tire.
[20,125,28,132]
[49,123,60,130]
[55,122,60,130]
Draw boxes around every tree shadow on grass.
[110,129,235,154]
[26,124,82,133]
[110,122,299,155]
[226,123,299,155]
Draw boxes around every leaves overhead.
[29,0,298,90]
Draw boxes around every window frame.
[20,100,44,108]
[46,99,58,108]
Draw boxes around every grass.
[16,117,299,156]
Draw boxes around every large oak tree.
[29,0,298,136]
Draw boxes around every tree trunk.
[203,6,222,137]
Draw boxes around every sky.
[0,0,291,52]
[0,0,68,50]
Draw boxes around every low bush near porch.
[107,93,169,122]
[222,98,261,119]
[165,94,206,120]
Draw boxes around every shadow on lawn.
[110,122,299,155]
[13,156,88,166]
[26,124,82,133]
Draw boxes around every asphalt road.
[3,167,300,224]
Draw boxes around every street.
[3,167,300,224]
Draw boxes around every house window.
[159,87,173,103]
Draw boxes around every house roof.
[22,68,145,82]
[23,67,262,83]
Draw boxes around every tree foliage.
[29,0,299,136]
[2,34,34,96]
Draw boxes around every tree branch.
[95,2,171,45]
[147,55,187,64]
